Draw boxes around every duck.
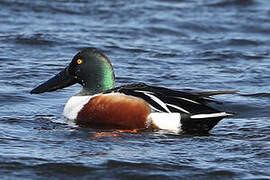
[31,48,235,134]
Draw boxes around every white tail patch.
[190,112,231,119]
[147,113,182,133]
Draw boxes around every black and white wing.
[105,83,234,115]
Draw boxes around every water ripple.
[0,0,270,179]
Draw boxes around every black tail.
[181,113,232,133]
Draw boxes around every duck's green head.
[31,48,115,95]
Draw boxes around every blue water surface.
[0,0,270,179]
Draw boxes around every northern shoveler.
[31,48,235,133]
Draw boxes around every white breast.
[63,96,93,120]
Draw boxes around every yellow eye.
[77,59,83,64]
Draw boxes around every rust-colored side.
[76,93,151,129]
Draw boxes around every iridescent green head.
[30,48,115,95]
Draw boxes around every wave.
[208,0,257,7]
[15,33,59,46]
[239,92,270,98]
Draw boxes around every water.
[1,0,270,179]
